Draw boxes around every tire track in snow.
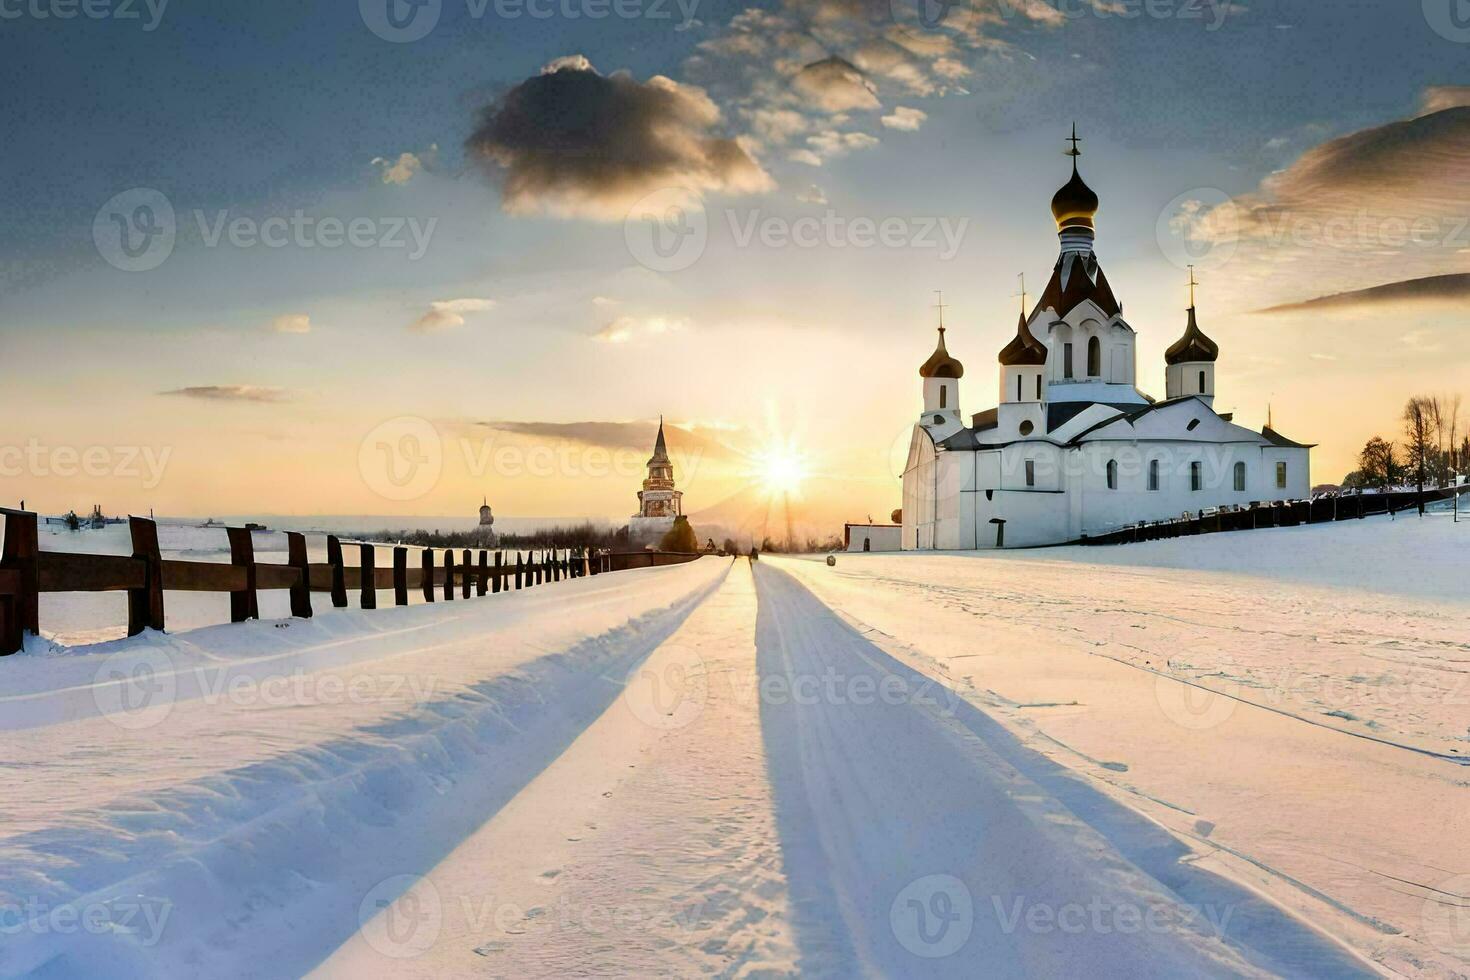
[752,562,1375,979]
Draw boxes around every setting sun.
[751,442,810,497]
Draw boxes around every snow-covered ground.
[1,512,1466,977]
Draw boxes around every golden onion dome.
[1050,161,1099,232]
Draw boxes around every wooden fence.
[0,509,688,656]
[1079,488,1455,547]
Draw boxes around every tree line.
[1344,394,1466,499]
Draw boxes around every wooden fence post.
[226,527,260,622]
[128,516,166,635]
[515,553,524,590]
[477,551,488,596]
[286,531,313,619]
[0,509,39,654]
[393,547,409,606]
[327,535,348,608]
[462,549,472,599]
[422,549,435,602]
[359,544,377,610]
[444,549,455,601]
[492,551,502,593]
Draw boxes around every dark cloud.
[158,385,290,402]
[1254,273,1470,315]
[465,57,771,220]
[792,56,881,112]
[463,419,738,460]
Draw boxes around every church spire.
[918,295,964,379]
[650,416,669,463]
[1051,123,1100,255]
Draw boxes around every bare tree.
[1404,397,1435,515]
[1357,436,1398,489]
[1446,394,1463,478]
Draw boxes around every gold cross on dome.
[932,290,948,333]
[1066,122,1082,158]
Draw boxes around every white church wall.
[902,429,938,550]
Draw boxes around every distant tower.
[476,497,498,545]
[629,418,683,548]
[1164,267,1220,404]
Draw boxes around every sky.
[1,0,1467,537]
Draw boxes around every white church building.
[901,135,1313,550]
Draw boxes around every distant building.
[844,523,902,553]
[477,497,498,545]
[628,419,682,549]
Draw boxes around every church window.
[1190,461,1202,491]
[1019,420,1034,436]
[1063,344,1074,379]
[1016,375,1022,401]
[1035,375,1042,400]
[1234,461,1246,491]
[1087,337,1101,377]
[1148,459,1160,491]
[940,385,947,409]
[1025,460,1035,487]
[1198,369,1207,393]
[1106,459,1118,490]
[1276,461,1287,489]
[1186,419,1201,431]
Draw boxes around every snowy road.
[3,524,1462,977]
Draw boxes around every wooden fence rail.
[0,509,643,655]
[1079,488,1456,547]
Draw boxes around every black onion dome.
[998,312,1048,366]
[919,329,964,379]
[1164,306,1220,364]
[1050,162,1099,231]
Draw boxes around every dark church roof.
[1164,306,1219,364]
[919,328,965,379]
[1032,251,1121,320]
[1261,426,1316,449]
[998,311,1048,366]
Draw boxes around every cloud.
[880,106,927,131]
[1418,86,1470,116]
[591,295,621,307]
[465,57,773,220]
[1178,99,1470,305]
[269,313,311,334]
[805,129,880,161]
[159,385,289,403]
[796,184,828,204]
[410,298,496,332]
[1254,273,1470,315]
[462,418,737,461]
[792,56,881,113]
[593,314,689,343]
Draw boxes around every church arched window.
[1234,461,1246,491]
[939,384,947,409]
[1087,337,1101,377]
[1199,369,1207,393]
[1106,459,1118,490]
[1148,459,1160,491]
